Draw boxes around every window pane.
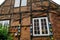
[4,21,9,27]
[14,0,20,7]
[41,19,44,34]
[44,19,48,34]
[0,20,9,28]
[21,0,27,6]
[34,19,40,35]
[41,19,48,34]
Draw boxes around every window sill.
[33,34,50,37]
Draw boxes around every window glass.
[14,0,20,7]
[14,0,27,7]
[0,20,9,29]
[21,0,27,6]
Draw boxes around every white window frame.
[33,17,50,36]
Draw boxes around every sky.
[0,0,5,5]
[0,0,60,5]
[52,0,60,5]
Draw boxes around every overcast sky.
[0,0,5,5]
[52,0,60,5]
[0,0,60,5]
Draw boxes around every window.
[14,0,20,7]
[14,0,27,7]
[33,17,50,36]
[21,0,27,6]
[0,20,9,29]
[0,20,9,40]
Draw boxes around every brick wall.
[0,0,60,40]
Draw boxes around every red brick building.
[0,0,60,40]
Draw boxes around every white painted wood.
[33,17,50,36]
